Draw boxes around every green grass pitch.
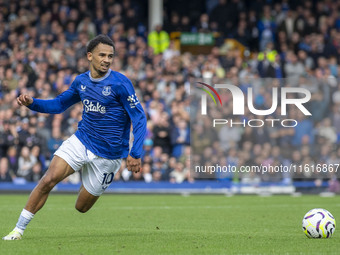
[0,194,340,255]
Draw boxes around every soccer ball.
[302,208,336,238]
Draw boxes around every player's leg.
[76,151,122,213]
[75,184,99,213]
[2,156,75,240]
[25,156,75,213]
[3,134,86,240]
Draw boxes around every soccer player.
[3,34,147,240]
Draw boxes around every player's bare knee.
[38,175,58,193]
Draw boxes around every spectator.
[130,170,144,181]
[180,16,191,32]
[292,112,314,147]
[317,118,337,144]
[142,163,152,183]
[278,10,296,40]
[7,146,18,176]
[3,68,19,91]
[124,8,139,30]
[26,162,43,182]
[0,157,12,182]
[152,112,172,154]
[164,12,181,33]
[77,15,97,39]
[148,25,170,55]
[209,0,229,32]
[36,116,50,145]
[196,14,210,33]
[0,121,18,157]
[162,41,180,61]
[47,128,63,157]
[17,146,37,181]
[152,170,162,182]
[171,119,190,158]
[257,5,276,51]
[169,162,188,183]
[284,51,305,86]
[31,145,47,172]
[65,21,78,42]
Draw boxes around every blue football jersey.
[28,69,147,159]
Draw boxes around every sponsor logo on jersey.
[102,86,111,96]
[81,85,86,91]
[83,99,106,114]
[127,93,140,108]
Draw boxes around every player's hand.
[126,155,141,173]
[17,95,33,106]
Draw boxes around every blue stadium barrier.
[0,181,330,194]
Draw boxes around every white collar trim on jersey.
[89,69,111,82]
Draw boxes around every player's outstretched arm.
[17,95,33,106]
[17,78,81,114]
[118,78,147,161]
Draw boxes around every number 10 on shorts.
[102,172,114,185]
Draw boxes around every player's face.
[87,43,114,76]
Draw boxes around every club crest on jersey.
[127,93,140,108]
[81,85,86,91]
[102,86,111,96]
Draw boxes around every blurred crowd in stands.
[0,0,340,189]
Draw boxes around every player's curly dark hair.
[86,34,115,53]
